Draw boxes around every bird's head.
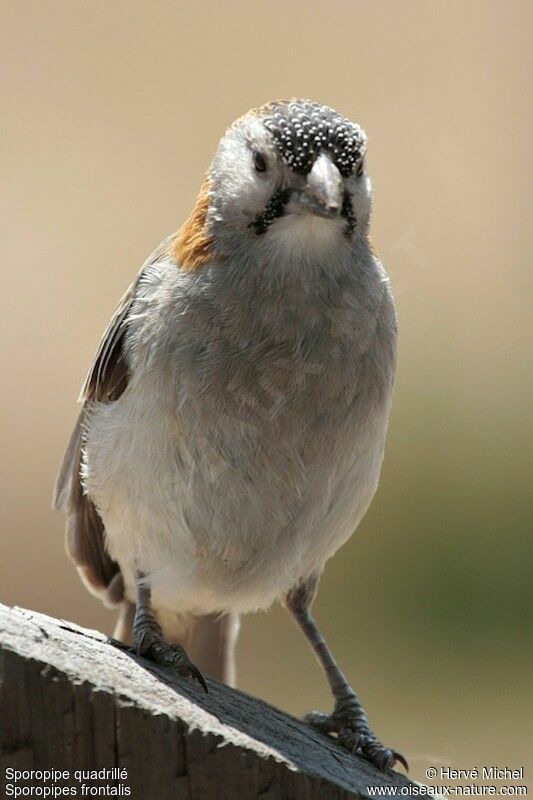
[173,100,372,271]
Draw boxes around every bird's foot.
[134,623,207,692]
[305,693,407,771]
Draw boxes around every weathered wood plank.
[0,604,417,798]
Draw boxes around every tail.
[113,603,240,687]
[184,613,241,687]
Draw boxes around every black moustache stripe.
[341,191,356,237]
[250,189,356,237]
[250,188,292,235]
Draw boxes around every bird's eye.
[356,161,365,178]
[253,151,268,173]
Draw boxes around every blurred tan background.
[1,0,532,785]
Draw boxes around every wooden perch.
[0,604,418,798]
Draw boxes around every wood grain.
[0,604,417,799]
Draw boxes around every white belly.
[84,354,391,615]
[83,250,396,615]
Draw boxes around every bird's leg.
[285,575,407,771]
[133,572,207,691]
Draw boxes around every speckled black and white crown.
[262,100,367,177]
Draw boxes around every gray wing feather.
[80,282,136,404]
[52,410,84,512]
[53,234,177,605]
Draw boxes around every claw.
[188,663,209,693]
[369,746,396,771]
[134,631,207,692]
[306,710,405,772]
[392,751,409,772]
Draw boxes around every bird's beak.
[287,153,343,219]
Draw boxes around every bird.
[53,98,405,771]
